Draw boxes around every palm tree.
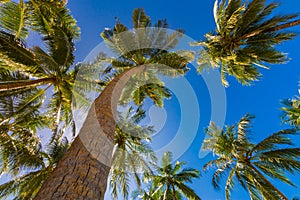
[192,0,300,86]
[135,151,201,200]
[0,131,69,200]
[0,69,68,200]
[132,186,183,200]
[35,8,192,199]
[109,107,157,200]
[281,91,300,127]
[0,83,47,176]
[203,114,300,200]
[0,0,82,137]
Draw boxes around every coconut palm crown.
[133,151,201,200]
[203,114,300,200]
[192,0,300,86]
[0,0,85,137]
[281,89,300,127]
[100,8,194,107]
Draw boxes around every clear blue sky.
[67,0,300,199]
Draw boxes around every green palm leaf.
[193,0,300,86]
[203,114,300,200]
[0,134,69,199]
[110,107,156,200]
[0,0,28,39]
[281,95,300,127]
[135,151,201,200]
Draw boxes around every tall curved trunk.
[34,65,146,199]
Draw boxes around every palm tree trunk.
[242,19,300,39]
[0,77,55,92]
[172,184,177,200]
[163,185,169,200]
[248,163,288,200]
[49,98,62,143]
[34,65,146,199]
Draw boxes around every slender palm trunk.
[50,99,62,143]
[172,184,177,200]
[242,19,300,39]
[0,77,55,92]
[34,65,146,199]
[163,185,169,200]
[248,163,288,200]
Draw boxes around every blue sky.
[66,0,300,199]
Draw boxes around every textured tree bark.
[34,65,146,199]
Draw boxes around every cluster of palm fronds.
[0,0,83,138]
[203,115,300,200]
[132,151,201,200]
[0,0,92,198]
[0,132,69,199]
[282,94,300,127]
[192,0,300,86]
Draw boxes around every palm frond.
[237,114,254,142]
[0,31,38,67]
[28,0,80,68]
[281,97,300,127]
[225,168,236,200]
[195,0,300,86]
[249,129,296,154]
[175,182,201,200]
[253,162,295,186]
[140,151,200,199]
[0,0,28,39]
[132,8,151,29]
[110,107,156,200]
[204,115,299,200]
